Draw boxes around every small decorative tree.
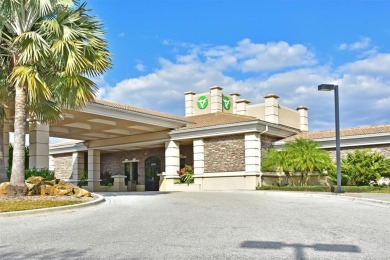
[284,138,334,186]
[263,138,334,186]
[177,165,194,185]
[262,149,295,185]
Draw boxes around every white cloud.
[118,32,126,38]
[235,39,317,71]
[338,36,372,51]
[339,53,390,77]
[135,63,145,72]
[98,38,389,130]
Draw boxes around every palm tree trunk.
[0,121,9,183]
[7,86,28,196]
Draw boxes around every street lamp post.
[318,84,342,193]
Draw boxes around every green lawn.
[0,200,82,213]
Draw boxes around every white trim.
[195,171,260,178]
[273,133,390,150]
[122,158,139,163]
[82,103,188,129]
[170,121,299,140]
[49,142,87,154]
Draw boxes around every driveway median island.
[0,176,98,213]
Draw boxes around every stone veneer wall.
[52,153,73,179]
[180,144,194,167]
[261,135,282,158]
[325,143,390,160]
[204,134,245,172]
[100,148,165,185]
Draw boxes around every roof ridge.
[279,124,390,142]
[186,112,257,119]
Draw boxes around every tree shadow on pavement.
[0,247,89,260]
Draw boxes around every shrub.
[25,168,55,180]
[177,165,194,185]
[257,185,332,192]
[341,149,390,186]
[256,185,390,193]
[100,170,114,186]
[334,186,390,193]
[78,170,88,187]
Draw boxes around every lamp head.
[318,84,336,91]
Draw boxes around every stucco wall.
[100,148,165,185]
[278,106,300,130]
[204,134,245,172]
[52,153,73,179]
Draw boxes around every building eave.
[82,103,189,129]
[273,133,390,150]
[170,120,300,140]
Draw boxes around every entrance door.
[124,162,130,186]
[145,156,161,191]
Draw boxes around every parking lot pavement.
[1,191,389,259]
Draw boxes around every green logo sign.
[197,96,208,109]
[223,96,231,110]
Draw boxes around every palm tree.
[0,60,10,183]
[0,106,8,183]
[0,0,111,195]
[285,138,333,186]
[262,148,295,185]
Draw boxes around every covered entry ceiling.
[50,109,168,141]
[50,101,190,152]
[8,99,191,151]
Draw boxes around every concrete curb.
[0,193,105,218]
[257,190,390,206]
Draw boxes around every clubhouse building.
[4,86,390,191]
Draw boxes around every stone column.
[193,139,204,175]
[230,93,240,114]
[296,106,309,131]
[72,152,85,180]
[29,121,49,169]
[185,91,196,116]
[210,86,223,113]
[264,93,279,124]
[87,149,100,191]
[245,133,261,173]
[165,140,180,176]
[236,99,250,115]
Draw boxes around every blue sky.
[87,0,390,131]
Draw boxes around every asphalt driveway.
[1,191,389,259]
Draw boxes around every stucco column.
[230,93,240,114]
[72,152,85,180]
[264,93,279,124]
[296,106,309,131]
[87,149,100,190]
[185,91,196,116]
[210,86,223,113]
[29,121,49,169]
[245,133,261,173]
[165,140,180,176]
[236,99,250,115]
[193,139,204,175]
